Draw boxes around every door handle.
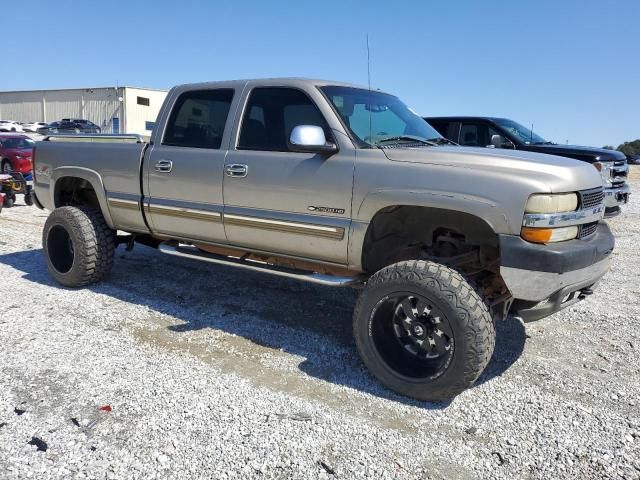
[154,160,173,173]
[225,164,248,178]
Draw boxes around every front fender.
[357,188,512,233]
[347,189,513,271]
[50,166,115,229]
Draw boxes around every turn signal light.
[521,226,578,243]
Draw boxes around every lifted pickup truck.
[425,116,630,217]
[33,79,614,401]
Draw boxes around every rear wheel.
[3,195,14,208]
[353,260,495,401]
[1,160,11,174]
[42,206,116,287]
[24,193,34,206]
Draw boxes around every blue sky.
[4,0,638,147]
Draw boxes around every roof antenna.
[367,34,372,144]
[530,122,534,144]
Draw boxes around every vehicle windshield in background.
[320,86,442,148]
[2,138,35,149]
[494,118,549,145]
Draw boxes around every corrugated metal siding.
[44,90,82,121]
[0,87,167,135]
[0,91,43,122]
[81,88,122,133]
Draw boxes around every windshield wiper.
[375,135,437,146]
[427,137,457,146]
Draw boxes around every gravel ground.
[1,169,639,480]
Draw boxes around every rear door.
[428,119,460,143]
[144,88,237,242]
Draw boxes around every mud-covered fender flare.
[347,188,513,271]
[50,166,115,229]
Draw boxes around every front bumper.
[603,184,630,217]
[499,222,614,321]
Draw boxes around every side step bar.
[158,242,364,287]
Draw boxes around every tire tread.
[353,260,495,401]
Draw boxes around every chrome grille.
[578,222,598,239]
[612,161,628,187]
[579,188,604,209]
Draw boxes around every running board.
[158,242,364,287]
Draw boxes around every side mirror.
[288,125,337,154]
[490,134,515,149]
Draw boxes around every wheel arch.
[50,167,114,228]
[356,203,502,274]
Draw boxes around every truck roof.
[173,77,375,92]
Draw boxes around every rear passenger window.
[429,121,460,143]
[163,89,234,149]
[238,87,331,152]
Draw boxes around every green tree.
[617,139,640,157]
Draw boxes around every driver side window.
[238,87,332,152]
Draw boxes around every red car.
[0,134,34,174]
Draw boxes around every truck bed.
[34,135,149,233]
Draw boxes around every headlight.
[521,226,578,243]
[525,193,578,214]
[593,161,613,187]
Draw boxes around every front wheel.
[353,260,495,401]
[42,206,116,287]
[24,193,34,206]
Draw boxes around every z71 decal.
[307,206,345,215]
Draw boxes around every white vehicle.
[21,122,48,133]
[0,121,23,132]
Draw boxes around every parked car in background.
[37,119,101,135]
[21,122,48,133]
[36,122,60,135]
[60,119,101,133]
[0,120,24,132]
[0,134,34,174]
[425,116,630,217]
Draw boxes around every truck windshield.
[320,86,443,148]
[494,118,548,145]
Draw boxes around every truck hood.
[381,146,603,193]
[522,143,627,163]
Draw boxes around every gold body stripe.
[224,214,345,240]
[146,204,222,222]
[107,198,139,210]
[132,201,344,240]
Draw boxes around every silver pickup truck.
[32,78,614,401]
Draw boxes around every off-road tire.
[353,260,495,401]
[3,195,14,208]
[42,206,116,287]
[24,193,34,206]
[1,160,11,174]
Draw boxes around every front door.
[222,87,354,264]
[145,88,236,242]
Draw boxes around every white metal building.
[0,86,168,136]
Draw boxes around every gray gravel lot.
[1,169,639,479]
